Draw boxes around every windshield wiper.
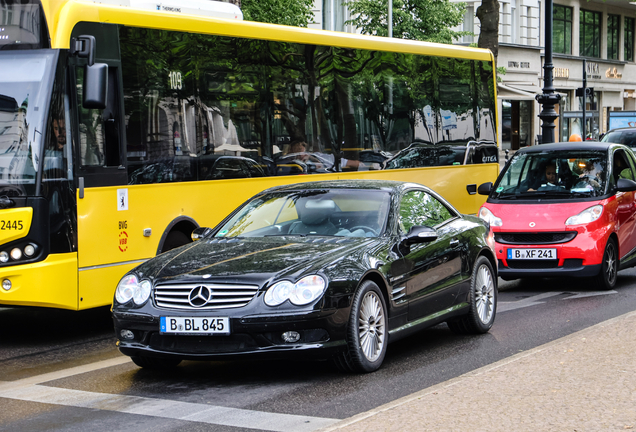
[494,193,518,200]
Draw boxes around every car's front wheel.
[131,355,182,369]
[447,256,497,334]
[595,238,618,290]
[332,280,387,373]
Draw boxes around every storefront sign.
[586,62,601,79]
[507,61,531,68]
[606,67,622,79]
[554,68,569,78]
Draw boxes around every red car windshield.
[493,150,609,199]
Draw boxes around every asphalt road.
[1,268,635,432]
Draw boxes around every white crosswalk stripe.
[0,357,339,432]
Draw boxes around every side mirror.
[71,35,109,109]
[403,225,438,245]
[478,182,493,195]
[83,63,108,109]
[616,178,636,192]
[191,227,213,241]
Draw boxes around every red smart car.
[477,142,636,290]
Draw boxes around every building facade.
[309,0,636,147]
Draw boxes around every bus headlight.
[115,274,152,305]
[10,248,21,260]
[0,252,8,263]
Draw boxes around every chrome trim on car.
[154,283,259,310]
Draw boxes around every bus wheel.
[162,231,190,253]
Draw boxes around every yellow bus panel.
[0,207,33,244]
[0,253,78,310]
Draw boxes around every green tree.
[241,0,314,27]
[344,0,469,43]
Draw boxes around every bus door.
[70,23,129,309]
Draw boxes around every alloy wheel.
[358,291,386,362]
[475,264,495,324]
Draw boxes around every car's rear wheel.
[131,355,182,369]
[447,256,497,335]
[332,280,387,373]
[595,238,618,290]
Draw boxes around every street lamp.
[536,0,561,144]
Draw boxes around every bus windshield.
[0,50,57,195]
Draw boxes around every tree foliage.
[241,0,314,27]
[344,0,470,43]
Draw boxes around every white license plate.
[160,317,230,335]
[507,248,557,260]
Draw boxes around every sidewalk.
[319,310,636,432]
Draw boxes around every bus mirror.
[83,63,108,109]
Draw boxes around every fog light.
[2,279,11,291]
[24,244,35,257]
[120,329,135,340]
[0,252,8,263]
[281,331,300,343]
[10,248,21,260]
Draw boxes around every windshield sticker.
[496,187,504,192]
[218,230,228,237]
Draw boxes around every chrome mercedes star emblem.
[188,285,212,307]
[529,222,536,227]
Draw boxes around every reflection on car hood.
[140,236,377,283]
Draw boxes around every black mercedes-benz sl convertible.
[113,180,497,373]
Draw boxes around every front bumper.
[113,308,350,361]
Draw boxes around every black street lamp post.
[536,0,561,144]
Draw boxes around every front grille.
[501,259,559,269]
[495,232,577,245]
[149,333,259,353]
[154,283,259,310]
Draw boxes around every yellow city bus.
[0,0,499,310]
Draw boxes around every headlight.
[264,275,326,306]
[115,274,152,305]
[478,207,503,227]
[565,204,603,226]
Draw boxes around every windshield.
[0,50,57,195]
[601,130,636,148]
[493,149,609,199]
[216,189,391,238]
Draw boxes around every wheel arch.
[156,216,199,255]
[478,247,498,279]
[358,270,391,306]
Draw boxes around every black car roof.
[261,179,425,194]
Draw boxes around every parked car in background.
[384,140,498,169]
[113,180,498,373]
[600,127,636,148]
[478,142,636,290]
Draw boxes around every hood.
[485,200,608,231]
[137,236,376,284]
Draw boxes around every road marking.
[563,290,617,300]
[0,356,339,432]
[497,291,563,312]
[497,290,618,313]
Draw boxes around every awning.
[497,83,541,101]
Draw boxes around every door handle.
[450,239,460,248]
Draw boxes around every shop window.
[553,4,572,55]
[626,17,635,62]
[580,9,601,58]
[607,15,619,60]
